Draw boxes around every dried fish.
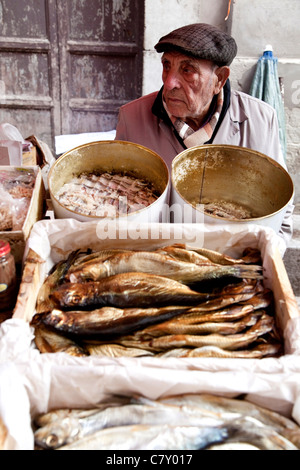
[33,323,88,357]
[35,402,227,449]
[203,200,254,219]
[176,289,272,319]
[33,393,300,451]
[152,314,274,351]
[33,243,280,361]
[184,245,262,266]
[34,409,103,429]
[118,314,274,352]
[151,305,255,332]
[131,311,264,339]
[57,423,229,451]
[36,250,87,314]
[36,260,71,314]
[155,244,217,265]
[86,343,154,358]
[157,394,300,448]
[156,244,261,266]
[66,249,263,284]
[157,342,282,359]
[49,273,217,309]
[122,290,271,344]
[224,416,298,450]
[212,278,264,296]
[35,305,191,338]
[135,290,273,339]
[69,249,131,270]
[34,396,132,428]
[55,172,159,217]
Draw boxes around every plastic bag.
[0,187,30,231]
[0,123,25,143]
[0,123,33,165]
[0,168,36,231]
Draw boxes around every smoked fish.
[66,250,263,284]
[35,305,192,338]
[49,273,219,309]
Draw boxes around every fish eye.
[69,294,81,304]
[46,433,59,448]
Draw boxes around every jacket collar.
[228,89,248,123]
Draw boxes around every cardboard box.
[22,146,37,166]
[0,166,45,263]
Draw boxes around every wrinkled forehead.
[161,51,216,69]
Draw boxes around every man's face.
[161,51,227,126]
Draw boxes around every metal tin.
[48,140,170,223]
[170,144,294,232]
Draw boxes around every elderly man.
[115,23,293,242]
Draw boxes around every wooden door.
[0,0,60,150]
[0,0,144,152]
[57,0,144,136]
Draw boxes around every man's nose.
[163,70,181,90]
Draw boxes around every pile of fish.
[203,199,255,220]
[32,393,300,450]
[0,167,36,231]
[55,171,159,217]
[31,244,283,359]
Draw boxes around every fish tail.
[232,264,263,280]
[190,264,263,283]
[63,250,84,281]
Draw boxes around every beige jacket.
[116,89,293,244]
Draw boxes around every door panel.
[0,51,50,98]
[0,0,48,37]
[0,0,60,148]
[0,0,144,151]
[57,0,144,136]
[68,53,137,132]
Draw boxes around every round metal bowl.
[48,140,170,223]
[171,144,294,232]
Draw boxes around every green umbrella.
[249,45,287,160]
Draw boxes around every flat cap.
[154,23,237,66]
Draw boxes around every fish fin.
[35,293,58,313]
[61,250,84,284]
[234,264,263,280]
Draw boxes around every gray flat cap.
[154,23,237,66]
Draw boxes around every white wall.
[142,0,300,206]
[143,0,230,94]
[230,0,300,205]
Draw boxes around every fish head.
[34,418,81,449]
[69,260,108,283]
[50,285,85,307]
[69,262,108,283]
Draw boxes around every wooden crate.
[0,167,45,263]
[22,146,37,166]
[13,221,300,355]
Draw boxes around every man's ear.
[214,66,230,93]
